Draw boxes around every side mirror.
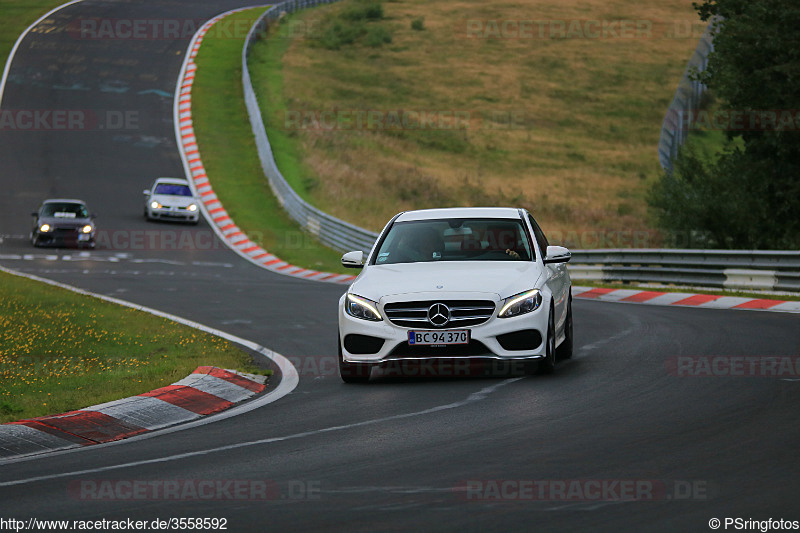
[341,251,365,269]
[543,245,571,264]
[31,211,38,217]
[90,213,98,219]
[143,189,150,195]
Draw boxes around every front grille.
[384,300,495,328]
[53,227,80,236]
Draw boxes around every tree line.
[648,0,800,249]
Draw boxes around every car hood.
[150,194,196,207]
[350,261,543,302]
[37,215,92,227]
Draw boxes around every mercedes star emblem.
[427,303,451,327]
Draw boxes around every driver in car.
[394,226,443,263]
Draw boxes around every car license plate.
[408,330,469,346]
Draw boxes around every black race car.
[31,199,96,248]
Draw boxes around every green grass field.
[0,270,264,423]
[190,7,352,274]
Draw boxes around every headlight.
[39,224,51,233]
[81,225,93,234]
[498,289,542,318]
[150,201,162,209]
[187,203,197,212]
[345,294,382,321]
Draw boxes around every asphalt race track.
[1,2,799,532]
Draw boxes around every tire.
[556,296,573,360]
[536,306,556,375]
[338,333,371,383]
[31,233,40,247]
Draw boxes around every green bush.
[319,21,367,49]
[365,25,392,47]
[313,0,390,50]
[342,1,384,21]
[411,17,425,31]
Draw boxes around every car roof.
[41,198,87,205]
[395,207,523,222]
[153,177,190,185]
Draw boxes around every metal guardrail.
[657,21,715,172]
[568,250,800,292]
[240,6,798,292]
[569,249,800,270]
[242,0,378,253]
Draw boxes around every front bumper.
[338,294,549,364]
[34,229,95,248]
[147,206,199,222]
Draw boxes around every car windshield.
[154,183,192,196]
[40,202,88,218]
[373,218,533,265]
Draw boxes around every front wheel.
[556,296,573,360]
[535,307,556,375]
[338,335,371,383]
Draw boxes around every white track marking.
[0,377,522,484]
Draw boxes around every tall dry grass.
[256,0,705,247]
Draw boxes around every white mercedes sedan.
[338,207,573,383]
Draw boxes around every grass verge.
[250,0,707,248]
[190,7,352,274]
[0,270,266,423]
[0,0,66,69]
